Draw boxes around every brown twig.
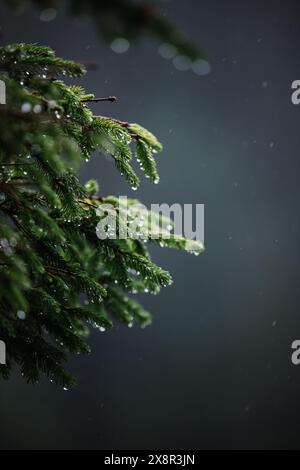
[45,265,75,277]
[78,199,98,209]
[0,163,33,167]
[85,96,117,103]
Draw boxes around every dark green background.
[0,0,300,450]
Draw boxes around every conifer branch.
[0,43,203,387]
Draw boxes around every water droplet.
[33,104,42,114]
[40,8,57,22]
[158,43,177,59]
[110,38,130,54]
[192,59,211,76]
[21,103,31,113]
[173,55,191,72]
[17,310,26,320]
[48,100,57,110]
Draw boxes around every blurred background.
[1,0,300,450]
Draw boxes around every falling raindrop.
[40,8,57,22]
[110,38,130,54]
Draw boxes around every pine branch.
[0,43,203,387]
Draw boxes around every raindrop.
[33,104,42,114]
[192,59,211,76]
[173,55,191,72]
[110,38,130,54]
[17,310,26,320]
[40,8,57,22]
[158,43,177,59]
[21,103,31,113]
[48,100,57,110]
